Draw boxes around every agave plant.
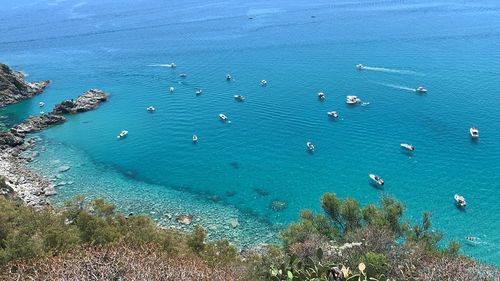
[269,249,388,281]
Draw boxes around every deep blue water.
[1,0,500,264]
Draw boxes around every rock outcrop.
[0,83,109,206]
[52,89,108,114]
[0,89,108,149]
[0,63,50,107]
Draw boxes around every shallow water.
[1,0,500,264]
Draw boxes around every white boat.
[327,111,339,118]
[261,80,267,86]
[234,95,245,101]
[306,142,315,151]
[170,63,176,68]
[400,143,414,151]
[192,134,198,142]
[38,102,45,107]
[346,95,360,104]
[356,64,365,70]
[195,89,202,96]
[219,113,228,121]
[454,194,466,207]
[415,87,427,93]
[169,87,175,93]
[470,127,479,138]
[369,174,384,186]
[179,73,187,78]
[117,130,128,139]
[318,92,325,100]
[147,106,156,112]
[226,74,232,81]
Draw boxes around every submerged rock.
[270,199,288,212]
[57,165,71,173]
[176,214,193,225]
[228,217,240,228]
[254,188,270,196]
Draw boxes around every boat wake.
[363,66,418,75]
[147,63,176,68]
[376,82,416,92]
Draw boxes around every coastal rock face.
[10,114,66,137]
[52,89,108,114]
[0,89,108,150]
[0,63,50,107]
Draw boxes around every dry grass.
[1,243,245,281]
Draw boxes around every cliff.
[0,63,50,107]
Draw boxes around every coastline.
[1,63,108,206]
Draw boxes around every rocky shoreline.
[0,63,50,108]
[0,63,108,206]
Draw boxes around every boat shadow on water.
[369,182,384,190]
[455,204,467,212]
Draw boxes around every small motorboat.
[38,102,45,107]
[400,143,414,151]
[470,127,479,138]
[415,87,427,93]
[346,95,360,104]
[117,130,129,139]
[454,194,466,207]
[219,113,228,121]
[192,134,198,143]
[369,174,384,186]
[356,64,365,70]
[146,106,156,112]
[261,80,267,86]
[327,111,339,118]
[226,74,232,81]
[179,73,187,78]
[318,92,326,100]
[170,63,176,68]
[306,142,315,152]
[195,89,202,96]
[234,95,245,101]
[169,87,175,93]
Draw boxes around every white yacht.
[192,134,198,142]
[169,87,175,93]
[234,95,245,101]
[306,142,315,152]
[117,130,129,139]
[369,174,384,186]
[195,89,202,96]
[318,92,325,100]
[470,127,479,138]
[170,63,176,68]
[226,74,232,81]
[346,95,360,104]
[147,106,156,112]
[38,102,45,107]
[327,111,339,118]
[356,64,365,70]
[415,86,427,93]
[454,194,467,207]
[179,73,187,78]
[219,113,228,121]
[261,80,267,86]
[400,143,414,151]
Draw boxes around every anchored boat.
[369,174,384,186]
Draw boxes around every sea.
[1,0,499,264]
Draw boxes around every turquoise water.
[1,0,500,263]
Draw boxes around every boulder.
[176,214,193,225]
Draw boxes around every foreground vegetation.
[0,177,498,280]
